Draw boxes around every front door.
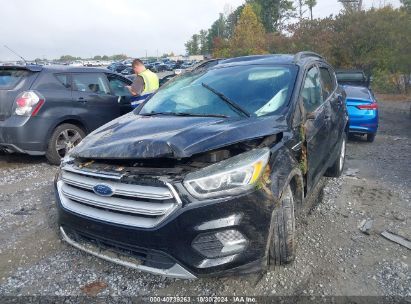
[106,74,134,115]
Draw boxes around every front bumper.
[60,226,197,279]
[0,115,52,155]
[55,180,273,278]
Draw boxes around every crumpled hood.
[72,112,288,159]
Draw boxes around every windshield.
[139,65,297,118]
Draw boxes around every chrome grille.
[57,165,181,228]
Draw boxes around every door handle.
[77,97,87,103]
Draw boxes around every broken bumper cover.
[60,226,196,279]
[55,185,273,278]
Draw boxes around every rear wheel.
[269,184,296,266]
[366,133,376,142]
[46,124,85,165]
[325,132,346,178]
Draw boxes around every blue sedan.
[344,85,379,142]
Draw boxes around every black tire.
[325,132,347,178]
[46,124,85,165]
[366,133,376,142]
[269,184,296,266]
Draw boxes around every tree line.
[185,0,318,56]
[58,54,129,62]
[185,1,410,93]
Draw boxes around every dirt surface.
[0,98,410,299]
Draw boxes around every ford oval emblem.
[93,184,114,197]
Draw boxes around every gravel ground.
[0,98,410,300]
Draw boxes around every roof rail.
[293,51,324,62]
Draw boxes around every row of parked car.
[107,59,197,75]
[0,52,378,279]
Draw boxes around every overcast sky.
[0,0,401,61]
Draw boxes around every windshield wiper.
[140,112,228,118]
[201,82,250,118]
[174,112,228,118]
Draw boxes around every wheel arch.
[269,146,304,206]
[45,116,89,149]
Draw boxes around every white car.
[69,60,84,67]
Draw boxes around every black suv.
[0,65,133,164]
[55,52,348,278]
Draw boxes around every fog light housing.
[192,230,248,258]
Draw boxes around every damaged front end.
[55,120,290,278]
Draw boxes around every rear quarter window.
[0,69,31,89]
[320,67,336,100]
[31,73,71,91]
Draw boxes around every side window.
[107,76,132,97]
[302,66,323,113]
[55,74,71,89]
[72,73,110,94]
[320,67,335,100]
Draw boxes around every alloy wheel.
[55,129,82,158]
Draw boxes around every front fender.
[269,144,304,205]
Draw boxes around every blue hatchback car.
[344,85,379,142]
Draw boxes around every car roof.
[216,52,327,68]
[41,65,112,73]
[1,64,113,74]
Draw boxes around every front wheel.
[46,124,85,165]
[268,184,296,266]
[325,132,346,178]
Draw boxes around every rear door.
[71,72,121,131]
[301,65,331,190]
[0,67,39,121]
[319,65,343,151]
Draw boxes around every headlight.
[183,148,270,199]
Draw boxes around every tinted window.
[344,86,371,99]
[320,67,335,100]
[140,65,297,117]
[302,67,323,112]
[0,69,31,89]
[336,72,365,81]
[72,73,110,94]
[55,74,71,89]
[108,76,132,97]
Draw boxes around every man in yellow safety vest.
[126,59,159,107]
